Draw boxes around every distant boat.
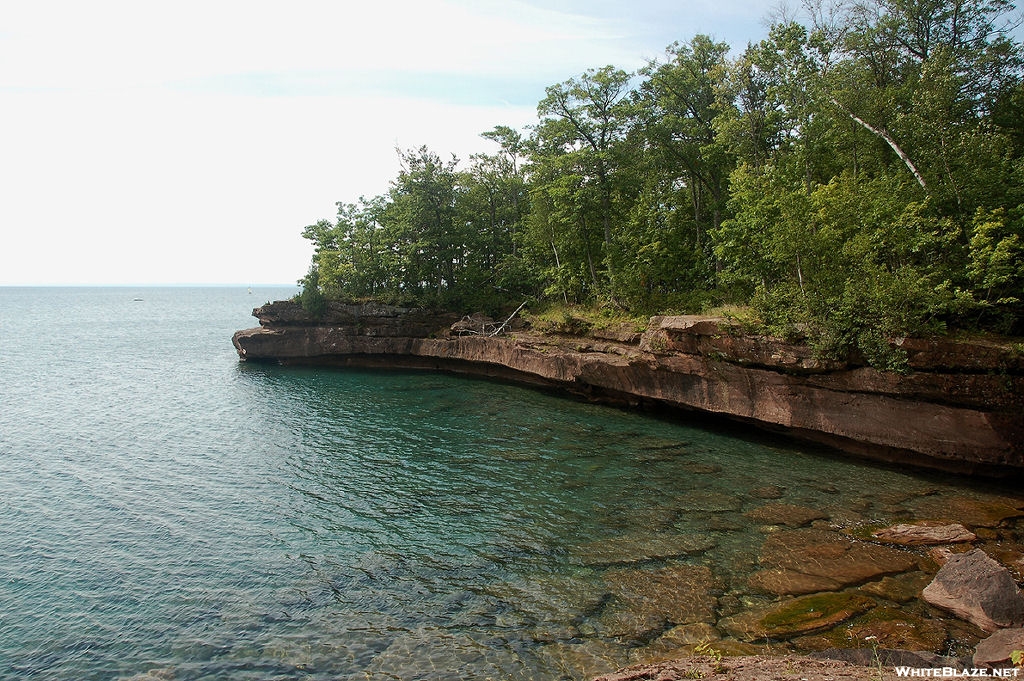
[247,287,252,295]
[133,298,143,302]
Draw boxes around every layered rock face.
[232,301,1023,475]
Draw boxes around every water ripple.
[1,287,1021,680]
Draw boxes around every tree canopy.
[299,0,1024,366]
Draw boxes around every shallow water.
[0,287,1020,680]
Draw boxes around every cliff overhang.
[233,301,1024,477]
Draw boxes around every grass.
[522,302,648,335]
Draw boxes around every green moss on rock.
[721,592,876,642]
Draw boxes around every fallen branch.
[490,300,528,336]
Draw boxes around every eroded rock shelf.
[232,300,1023,476]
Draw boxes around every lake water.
[0,286,1020,680]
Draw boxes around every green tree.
[630,34,734,302]
[530,66,635,300]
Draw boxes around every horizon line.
[0,282,300,288]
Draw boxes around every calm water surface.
[0,287,1019,680]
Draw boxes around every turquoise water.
[0,287,1020,680]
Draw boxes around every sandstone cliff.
[232,301,1024,476]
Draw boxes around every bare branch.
[831,98,927,188]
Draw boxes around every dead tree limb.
[831,98,927,189]
[490,300,528,337]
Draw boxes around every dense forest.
[299,0,1024,368]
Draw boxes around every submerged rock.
[486,573,608,637]
[810,648,972,670]
[744,503,829,527]
[536,639,629,681]
[655,622,722,647]
[572,532,717,567]
[922,549,1024,633]
[910,496,1024,528]
[791,605,948,652]
[749,485,786,499]
[871,521,977,545]
[674,490,741,512]
[719,591,876,641]
[595,564,719,643]
[361,628,518,681]
[749,529,918,596]
[859,571,932,603]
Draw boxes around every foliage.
[522,302,647,335]
[298,266,327,318]
[297,0,1024,358]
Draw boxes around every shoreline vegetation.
[296,0,1024,376]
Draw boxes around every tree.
[639,35,733,250]
[531,66,635,298]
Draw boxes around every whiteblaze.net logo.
[894,668,1020,677]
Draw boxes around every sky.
[0,0,772,286]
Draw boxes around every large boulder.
[922,549,1024,633]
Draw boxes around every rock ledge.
[232,301,1024,476]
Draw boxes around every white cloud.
[0,0,767,285]
[0,0,635,90]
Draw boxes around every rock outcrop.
[232,301,1024,476]
[921,549,1024,633]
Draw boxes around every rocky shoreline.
[232,300,1023,476]
[232,301,1024,680]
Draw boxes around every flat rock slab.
[910,496,1024,528]
[593,654,874,681]
[744,503,829,527]
[719,592,876,641]
[572,532,717,567]
[749,529,918,596]
[595,564,719,642]
[791,606,948,652]
[872,521,977,545]
[974,628,1024,668]
[922,548,1024,633]
[859,571,932,603]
